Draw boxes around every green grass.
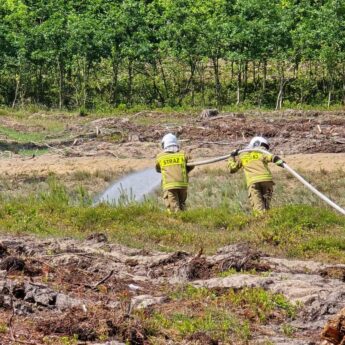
[0,177,344,262]
[0,125,47,142]
[0,160,344,262]
[140,285,296,343]
[187,167,345,212]
[18,148,49,156]
[149,309,250,342]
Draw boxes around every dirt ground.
[0,109,344,179]
[0,110,344,344]
[0,153,343,182]
[1,236,344,345]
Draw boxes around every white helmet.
[248,136,269,150]
[161,133,179,150]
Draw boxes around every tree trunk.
[236,61,242,105]
[38,66,43,104]
[82,58,88,109]
[190,60,197,106]
[151,62,165,106]
[178,59,196,106]
[199,62,206,106]
[212,56,221,106]
[158,57,169,104]
[294,59,299,79]
[276,78,284,110]
[110,55,119,105]
[12,75,20,108]
[258,59,267,107]
[342,65,345,105]
[57,58,64,109]
[127,59,133,106]
[243,60,248,102]
[327,81,333,108]
[262,60,267,93]
[275,62,285,110]
[252,60,256,89]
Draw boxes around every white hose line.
[282,163,345,216]
[186,148,268,166]
[186,148,269,166]
[186,154,232,167]
[188,147,345,216]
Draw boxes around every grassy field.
[0,166,344,263]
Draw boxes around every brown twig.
[90,269,115,290]
[105,150,118,158]
[8,295,15,341]
[3,336,43,345]
[204,114,234,121]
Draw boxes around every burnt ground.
[0,235,344,344]
[1,109,345,159]
[70,109,345,157]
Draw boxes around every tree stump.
[200,109,219,119]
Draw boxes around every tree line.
[1,0,345,110]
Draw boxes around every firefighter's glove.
[231,149,240,157]
[273,155,285,167]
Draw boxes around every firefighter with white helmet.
[228,136,284,212]
[248,136,270,150]
[155,133,194,212]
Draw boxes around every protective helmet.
[248,136,269,150]
[161,133,179,150]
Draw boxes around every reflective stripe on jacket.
[228,151,274,187]
[155,150,190,190]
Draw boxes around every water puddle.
[94,168,161,205]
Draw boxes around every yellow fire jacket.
[155,150,193,191]
[228,151,274,187]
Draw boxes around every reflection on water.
[94,168,161,205]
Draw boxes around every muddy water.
[94,168,161,205]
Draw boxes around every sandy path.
[0,152,343,177]
[199,152,345,172]
[0,155,153,176]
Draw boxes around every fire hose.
[187,148,345,216]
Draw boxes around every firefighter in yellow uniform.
[228,136,284,213]
[156,133,194,212]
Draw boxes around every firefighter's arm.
[264,153,284,167]
[184,152,194,172]
[228,156,242,173]
[155,159,161,173]
[186,155,194,172]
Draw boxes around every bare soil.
[0,236,344,344]
[0,110,344,181]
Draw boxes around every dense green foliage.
[1,0,345,110]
